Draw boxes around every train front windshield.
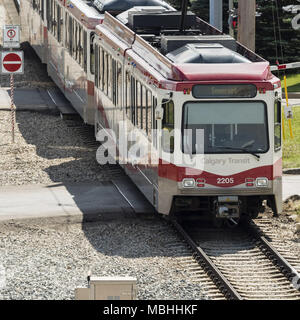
[182,101,269,154]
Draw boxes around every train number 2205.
[217,178,234,184]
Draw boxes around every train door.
[125,66,159,206]
[47,0,65,93]
[64,11,88,121]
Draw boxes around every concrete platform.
[0,178,155,223]
[0,176,298,223]
[0,88,75,115]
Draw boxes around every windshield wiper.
[213,145,261,161]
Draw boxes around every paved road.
[283,175,300,201]
[283,98,300,107]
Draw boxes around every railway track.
[172,219,300,300]
[253,217,300,275]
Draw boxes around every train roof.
[91,3,280,86]
[92,0,174,15]
[67,0,103,28]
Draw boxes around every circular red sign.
[7,29,16,39]
[3,53,22,73]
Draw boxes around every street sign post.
[1,51,24,143]
[3,25,20,48]
[1,51,24,74]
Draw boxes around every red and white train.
[21,0,283,223]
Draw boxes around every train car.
[21,0,283,224]
[93,8,282,224]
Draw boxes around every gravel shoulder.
[0,219,209,300]
[0,110,125,185]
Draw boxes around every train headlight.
[256,178,269,187]
[182,178,196,188]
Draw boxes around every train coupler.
[215,196,240,219]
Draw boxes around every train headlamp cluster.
[182,178,195,188]
[256,177,269,187]
[246,177,269,187]
[182,178,206,188]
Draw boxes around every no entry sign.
[1,51,24,74]
[3,25,20,48]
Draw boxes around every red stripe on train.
[158,158,282,188]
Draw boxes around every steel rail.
[247,222,300,292]
[171,220,243,300]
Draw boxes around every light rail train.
[21,0,283,224]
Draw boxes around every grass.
[280,73,300,93]
[283,106,300,168]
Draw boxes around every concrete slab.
[0,88,76,115]
[0,176,297,223]
[0,180,154,223]
[283,175,300,201]
[0,89,11,108]
[283,98,300,107]
[8,88,49,111]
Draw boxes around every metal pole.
[10,73,15,144]
[210,0,223,32]
[228,0,234,37]
[180,0,189,33]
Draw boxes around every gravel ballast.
[0,220,209,300]
[0,110,125,185]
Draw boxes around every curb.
[282,92,300,99]
[283,168,300,175]
[0,105,59,114]
[0,210,156,226]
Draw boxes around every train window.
[83,31,88,73]
[103,52,108,95]
[90,33,95,75]
[33,0,38,10]
[274,99,281,151]
[95,44,99,88]
[136,81,142,128]
[69,16,73,54]
[162,100,175,153]
[146,90,152,138]
[192,84,257,99]
[125,71,131,117]
[153,97,157,148]
[117,63,122,108]
[182,101,268,155]
[112,59,117,105]
[46,0,51,31]
[74,22,78,60]
[41,0,44,20]
[100,47,104,91]
[57,5,62,43]
[52,0,57,37]
[79,26,83,67]
[65,12,69,49]
[131,76,136,124]
[141,86,147,130]
[108,55,113,99]
[95,46,100,88]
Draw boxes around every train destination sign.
[3,25,20,48]
[1,51,24,74]
[192,84,257,99]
